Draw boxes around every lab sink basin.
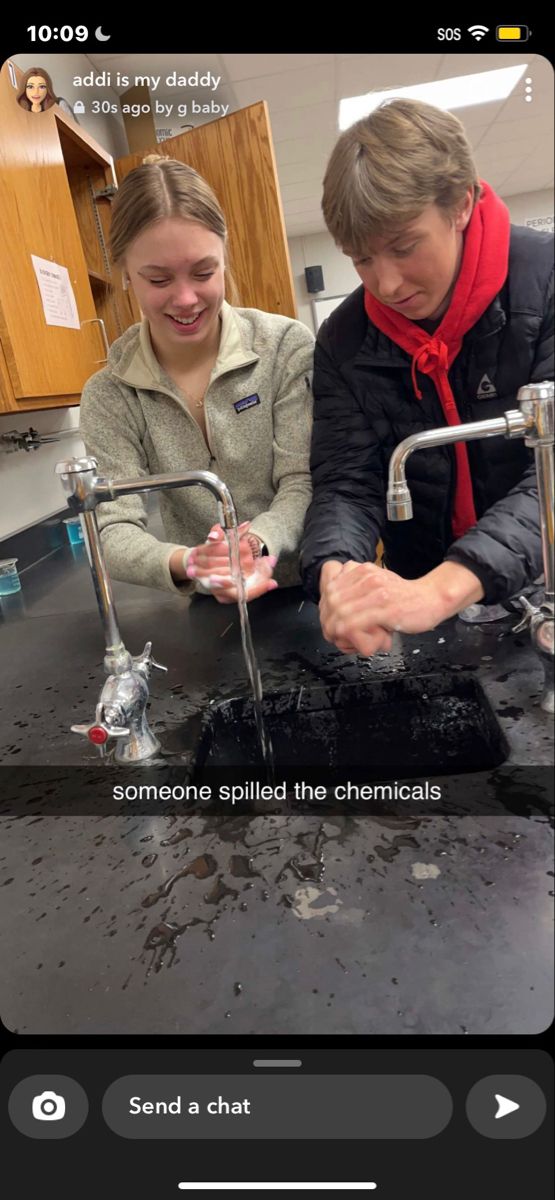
[193,670,509,784]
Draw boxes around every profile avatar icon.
[16,66,57,113]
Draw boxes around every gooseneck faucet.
[56,457,238,763]
[386,382,554,714]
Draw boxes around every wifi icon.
[468,24,490,40]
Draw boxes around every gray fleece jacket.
[79,302,314,594]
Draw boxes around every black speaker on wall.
[305,265,325,294]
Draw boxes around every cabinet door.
[0,62,103,408]
[115,101,297,319]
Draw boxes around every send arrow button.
[495,1095,520,1120]
[467,1076,547,1139]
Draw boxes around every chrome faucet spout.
[95,468,237,531]
[386,411,529,522]
[385,383,554,714]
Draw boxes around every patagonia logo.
[234,393,260,413]
[476,373,498,399]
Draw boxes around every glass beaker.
[64,516,85,545]
[0,558,21,595]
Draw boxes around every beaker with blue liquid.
[0,558,21,595]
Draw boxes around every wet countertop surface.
[0,540,553,1034]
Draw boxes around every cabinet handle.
[81,317,109,364]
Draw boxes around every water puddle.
[375,834,420,864]
[142,916,209,974]
[203,876,239,905]
[141,853,217,908]
[276,824,326,884]
[160,828,194,847]
[229,854,260,879]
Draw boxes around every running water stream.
[224,524,275,783]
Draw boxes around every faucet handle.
[133,641,168,676]
[513,595,541,633]
[71,702,129,756]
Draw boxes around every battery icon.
[496,25,529,41]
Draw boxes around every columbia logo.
[477,373,497,399]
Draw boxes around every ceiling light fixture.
[339,64,529,129]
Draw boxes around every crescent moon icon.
[95,26,111,41]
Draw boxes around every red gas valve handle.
[71,702,129,754]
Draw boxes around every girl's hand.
[209,555,279,604]
[185,522,278,603]
[186,521,254,582]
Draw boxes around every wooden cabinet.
[0,60,135,414]
[115,101,297,319]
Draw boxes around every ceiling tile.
[277,160,327,186]
[478,115,545,145]
[280,179,325,202]
[232,62,335,111]
[501,165,555,195]
[453,100,507,127]
[477,138,541,166]
[336,54,443,96]
[434,52,532,76]
[274,135,333,165]
[284,196,328,215]
[270,102,337,142]
[287,217,327,236]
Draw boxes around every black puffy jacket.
[301,225,553,604]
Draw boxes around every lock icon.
[74,100,85,114]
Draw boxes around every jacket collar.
[109,301,260,395]
[354,290,507,370]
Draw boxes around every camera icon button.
[8,1076,88,1139]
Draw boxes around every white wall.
[504,188,554,228]
[289,233,360,332]
[0,408,84,540]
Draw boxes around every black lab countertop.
[0,536,552,1035]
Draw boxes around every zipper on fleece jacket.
[203,371,217,468]
[160,379,216,469]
